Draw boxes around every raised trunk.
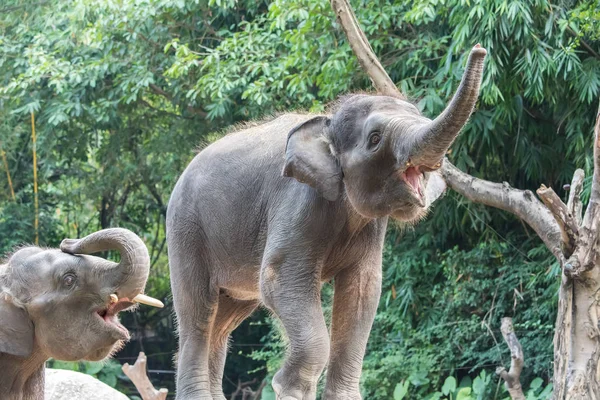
[413,45,487,166]
[60,228,150,298]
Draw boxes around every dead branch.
[230,378,257,400]
[496,318,526,400]
[252,379,268,400]
[567,169,585,225]
[329,0,404,98]
[564,104,600,278]
[122,352,168,400]
[441,161,564,263]
[536,184,578,256]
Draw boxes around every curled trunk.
[60,228,150,298]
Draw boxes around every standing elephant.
[0,228,163,400]
[167,45,487,400]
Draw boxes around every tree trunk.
[554,270,600,399]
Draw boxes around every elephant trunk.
[60,228,150,300]
[413,45,487,167]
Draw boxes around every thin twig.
[31,112,39,245]
[0,142,15,201]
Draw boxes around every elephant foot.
[322,384,362,400]
[210,393,227,400]
[323,391,362,400]
[175,389,213,400]
[272,369,317,400]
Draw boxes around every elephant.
[0,228,163,400]
[167,45,486,400]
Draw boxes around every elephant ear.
[0,292,34,357]
[282,116,343,201]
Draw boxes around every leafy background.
[1,0,599,398]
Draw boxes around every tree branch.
[329,0,404,98]
[564,103,600,278]
[122,352,168,400]
[536,184,578,256]
[147,84,208,118]
[496,317,526,400]
[230,378,257,400]
[441,161,565,263]
[567,169,585,225]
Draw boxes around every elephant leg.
[170,239,218,400]
[261,258,330,400]
[209,295,259,400]
[323,260,382,400]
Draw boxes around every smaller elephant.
[0,228,164,400]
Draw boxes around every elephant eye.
[368,132,381,147]
[63,273,77,287]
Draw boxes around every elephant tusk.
[132,293,164,308]
[109,294,119,304]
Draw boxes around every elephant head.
[0,228,162,362]
[283,45,486,221]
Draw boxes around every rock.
[45,368,129,400]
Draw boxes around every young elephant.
[167,45,486,400]
[0,228,163,400]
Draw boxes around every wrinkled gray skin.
[167,46,486,400]
[0,228,150,400]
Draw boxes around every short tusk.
[109,294,119,304]
[132,293,164,308]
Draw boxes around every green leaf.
[83,361,104,375]
[442,376,457,395]
[456,387,473,400]
[394,380,410,400]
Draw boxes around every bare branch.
[441,160,565,263]
[122,352,168,400]
[564,103,600,278]
[496,318,526,400]
[536,184,578,256]
[329,0,404,98]
[230,378,257,400]
[567,169,585,225]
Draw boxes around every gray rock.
[45,368,130,400]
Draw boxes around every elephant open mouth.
[400,166,424,205]
[95,298,135,339]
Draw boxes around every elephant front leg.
[260,257,330,400]
[323,260,382,400]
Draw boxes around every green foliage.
[394,373,552,400]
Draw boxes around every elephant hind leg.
[169,236,219,400]
[209,295,259,400]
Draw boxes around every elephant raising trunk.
[61,228,157,305]
[413,45,487,168]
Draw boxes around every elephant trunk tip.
[412,43,487,165]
